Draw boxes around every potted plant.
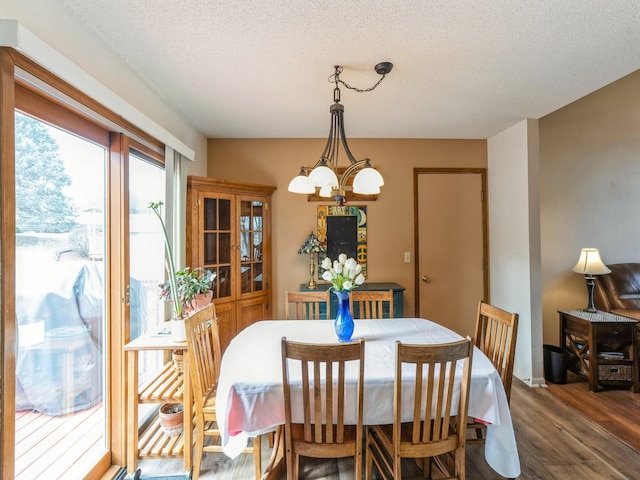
[185,267,215,310]
[159,402,184,437]
[165,267,215,311]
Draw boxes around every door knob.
[422,276,431,283]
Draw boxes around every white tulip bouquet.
[321,253,365,292]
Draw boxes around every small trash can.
[543,344,568,384]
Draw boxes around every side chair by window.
[366,337,474,480]
[281,337,365,480]
[185,304,262,480]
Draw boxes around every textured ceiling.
[56,0,640,139]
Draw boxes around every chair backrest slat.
[313,361,323,442]
[301,360,312,442]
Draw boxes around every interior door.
[415,169,487,336]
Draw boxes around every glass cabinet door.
[239,198,264,295]
[202,193,232,299]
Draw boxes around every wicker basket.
[598,364,632,382]
[172,349,184,373]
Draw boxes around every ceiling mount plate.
[375,62,393,75]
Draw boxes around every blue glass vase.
[333,290,354,342]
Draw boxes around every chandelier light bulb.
[352,166,384,194]
[287,170,316,194]
[353,184,381,195]
[319,185,333,197]
[308,164,339,188]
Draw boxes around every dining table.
[216,318,521,479]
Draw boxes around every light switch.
[404,252,410,263]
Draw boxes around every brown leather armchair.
[593,263,640,320]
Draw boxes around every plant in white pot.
[149,201,186,341]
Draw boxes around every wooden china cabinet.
[186,176,276,352]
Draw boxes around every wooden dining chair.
[366,337,474,480]
[285,290,330,320]
[281,337,365,480]
[350,289,394,319]
[467,300,519,445]
[185,304,262,480]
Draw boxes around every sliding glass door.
[1,47,172,479]
[14,112,108,479]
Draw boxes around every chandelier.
[288,62,393,205]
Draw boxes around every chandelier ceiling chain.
[287,61,393,205]
[330,63,392,94]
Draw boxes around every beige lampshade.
[572,248,611,275]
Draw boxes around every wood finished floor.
[545,371,640,453]
[137,377,640,479]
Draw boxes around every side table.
[559,309,639,392]
[124,323,192,477]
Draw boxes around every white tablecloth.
[216,318,520,478]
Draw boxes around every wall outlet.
[404,252,410,263]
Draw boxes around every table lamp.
[572,247,611,313]
[298,231,326,289]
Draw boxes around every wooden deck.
[15,403,105,480]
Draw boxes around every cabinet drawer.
[596,324,633,342]
[598,364,633,382]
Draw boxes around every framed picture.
[317,205,367,278]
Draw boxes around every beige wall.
[540,69,640,345]
[488,120,543,384]
[207,138,487,319]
